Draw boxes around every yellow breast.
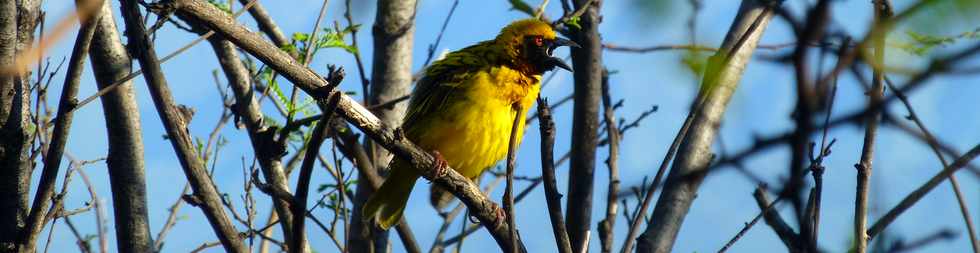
[411,66,539,179]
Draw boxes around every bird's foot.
[491,202,507,229]
[426,150,449,180]
[466,202,508,229]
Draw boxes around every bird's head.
[496,19,580,74]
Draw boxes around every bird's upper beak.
[547,37,580,72]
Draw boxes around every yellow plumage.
[363,19,574,229]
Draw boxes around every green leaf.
[207,0,232,14]
[316,28,359,54]
[279,44,297,55]
[508,0,535,16]
[681,50,710,77]
[292,32,310,43]
[565,16,582,30]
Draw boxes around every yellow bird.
[362,18,578,229]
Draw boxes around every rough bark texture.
[88,2,153,252]
[352,0,417,252]
[0,0,26,249]
[117,1,246,252]
[636,1,778,252]
[206,31,299,246]
[0,0,39,250]
[172,1,523,251]
[236,0,289,47]
[565,0,602,251]
[20,0,101,250]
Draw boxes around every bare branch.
[118,1,246,251]
[537,99,572,253]
[20,0,102,249]
[636,1,780,252]
[564,1,603,251]
[867,143,980,241]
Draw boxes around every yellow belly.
[410,71,539,179]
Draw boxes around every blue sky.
[35,0,980,252]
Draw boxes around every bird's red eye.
[534,37,544,47]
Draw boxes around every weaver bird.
[362,18,578,229]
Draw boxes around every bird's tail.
[362,159,419,230]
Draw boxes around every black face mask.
[524,36,579,73]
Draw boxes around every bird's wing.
[401,41,500,131]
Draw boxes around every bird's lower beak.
[548,57,573,72]
[548,37,579,72]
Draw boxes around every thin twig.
[884,77,980,253]
[855,2,891,252]
[597,70,620,253]
[72,0,259,113]
[290,73,342,253]
[422,0,459,67]
[537,98,572,253]
[21,0,102,247]
[753,186,802,252]
[867,143,980,240]
[343,0,370,104]
[717,191,782,253]
[503,104,524,252]
[74,164,107,253]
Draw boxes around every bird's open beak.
[548,37,580,72]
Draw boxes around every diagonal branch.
[636,1,780,252]
[169,1,523,251]
[882,77,979,253]
[118,1,246,251]
[866,143,980,241]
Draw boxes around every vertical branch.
[503,105,524,252]
[538,98,572,253]
[198,27,298,244]
[290,67,344,253]
[291,110,333,253]
[342,3,374,249]
[565,0,603,251]
[0,1,40,249]
[331,117,422,253]
[74,163,108,253]
[787,1,830,242]
[597,70,619,253]
[117,1,246,252]
[855,1,891,252]
[353,0,417,251]
[20,0,101,250]
[366,0,416,162]
[88,1,153,251]
[637,1,779,252]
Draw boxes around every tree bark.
[565,0,603,251]
[117,1,246,252]
[636,1,779,252]
[0,0,39,250]
[352,0,417,252]
[88,1,153,251]
[205,31,299,247]
[20,0,102,251]
[171,1,523,250]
